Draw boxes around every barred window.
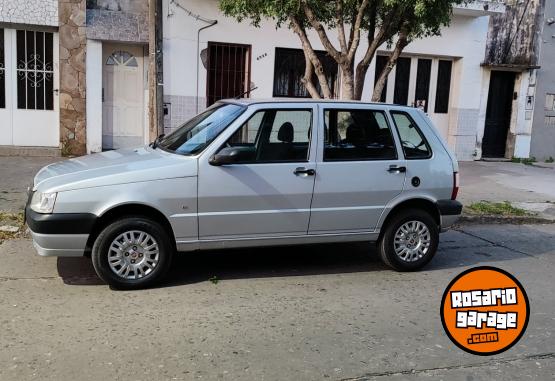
[273,48,338,98]
[16,30,54,110]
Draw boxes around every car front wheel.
[378,208,439,271]
[92,216,173,289]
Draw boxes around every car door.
[308,105,406,234]
[197,104,317,241]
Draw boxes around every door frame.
[482,70,516,158]
[101,42,147,150]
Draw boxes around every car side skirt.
[176,231,380,252]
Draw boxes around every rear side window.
[391,112,432,159]
[324,109,397,161]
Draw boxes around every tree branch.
[346,0,370,62]
[335,0,348,54]
[289,14,333,99]
[371,28,410,102]
[302,1,343,63]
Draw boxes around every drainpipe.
[168,0,217,114]
[196,20,218,113]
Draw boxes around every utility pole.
[148,0,164,140]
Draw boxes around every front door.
[309,106,406,234]
[102,44,145,150]
[483,71,516,158]
[0,28,59,146]
[198,106,317,240]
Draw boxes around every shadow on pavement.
[56,225,555,288]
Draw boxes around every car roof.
[220,98,416,111]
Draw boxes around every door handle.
[387,165,406,174]
[294,167,316,176]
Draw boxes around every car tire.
[378,208,439,271]
[92,216,174,290]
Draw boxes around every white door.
[102,44,145,150]
[0,28,60,147]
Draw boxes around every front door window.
[226,109,312,163]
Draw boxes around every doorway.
[483,71,516,158]
[206,42,251,107]
[102,44,145,150]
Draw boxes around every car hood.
[34,146,198,193]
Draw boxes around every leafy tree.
[219,0,463,101]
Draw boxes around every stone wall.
[0,0,58,26]
[59,0,87,155]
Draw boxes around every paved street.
[1,223,554,380]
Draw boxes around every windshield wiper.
[151,134,165,149]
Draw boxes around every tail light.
[451,172,460,200]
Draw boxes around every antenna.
[234,86,258,100]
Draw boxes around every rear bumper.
[437,200,463,231]
[26,207,96,257]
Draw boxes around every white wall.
[162,0,492,160]
[86,39,103,154]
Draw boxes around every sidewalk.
[458,161,555,220]
[0,155,554,218]
[0,156,63,213]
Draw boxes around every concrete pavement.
[459,161,555,219]
[0,224,554,380]
[0,156,63,213]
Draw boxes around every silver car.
[26,100,462,289]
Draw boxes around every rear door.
[309,105,406,234]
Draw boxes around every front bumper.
[437,200,463,231]
[31,231,89,257]
[26,207,96,257]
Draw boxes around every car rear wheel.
[92,216,173,289]
[378,208,439,271]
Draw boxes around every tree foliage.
[220,0,464,101]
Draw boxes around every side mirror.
[209,147,242,166]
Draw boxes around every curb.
[457,214,555,225]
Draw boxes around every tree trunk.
[371,32,409,102]
[301,50,322,99]
[354,39,380,100]
[341,63,355,100]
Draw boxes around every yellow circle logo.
[440,267,529,355]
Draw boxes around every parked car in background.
[26,99,462,289]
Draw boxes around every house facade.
[530,0,555,161]
[162,0,505,161]
[0,0,153,156]
[2,0,552,161]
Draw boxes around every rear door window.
[391,111,432,159]
[323,109,397,161]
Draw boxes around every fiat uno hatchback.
[26,100,462,289]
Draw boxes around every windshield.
[157,103,246,155]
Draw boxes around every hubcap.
[393,221,431,262]
[108,230,159,280]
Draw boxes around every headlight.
[30,192,57,214]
